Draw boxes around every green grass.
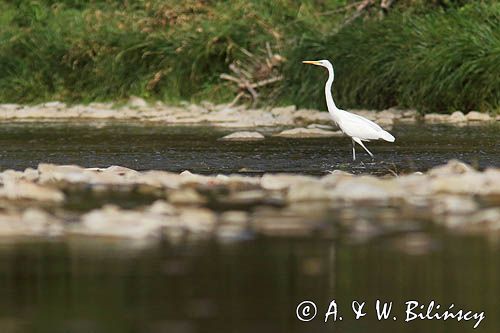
[0,1,498,113]
[284,2,500,113]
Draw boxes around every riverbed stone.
[260,174,319,191]
[219,211,249,225]
[0,209,62,237]
[147,200,177,215]
[466,111,491,121]
[431,195,478,215]
[274,127,342,138]
[293,109,332,125]
[0,179,64,202]
[177,208,217,234]
[449,111,467,123]
[287,183,331,202]
[128,96,148,108]
[219,131,265,141]
[75,205,166,239]
[168,188,206,205]
[329,177,404,202]
[427,160,474,176]
[424,113,449,123]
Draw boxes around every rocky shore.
[0,100,498,130]
[0,160,498,240]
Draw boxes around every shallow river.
[0,121,498,333]
[0,122,498,174]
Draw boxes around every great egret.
[303,60,395,161]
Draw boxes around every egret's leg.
[353,138,374,158]
[351,139,356,161]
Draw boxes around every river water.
[0,121,498,333]
[0,122,498,174]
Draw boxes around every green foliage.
[0,0,498,113]
[284,3,500,112]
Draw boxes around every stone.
[429,173,486,195]
[0,210,62,237]
[274,127,342,138]
[260,174,319,191]
[225,190,267,205]
[21,208,64,236]
[0,179,64,202]
[177,208,217,234]
[147,200,176,215]
[168,188,206,205]
[38,164,90,184]
[329,177,404,202]
[306,123,336,130]
[428,160,474,177]
[466,111,491,121]
[377,110,399,119]
[293,109,331,124]
[287,183,331,202]
[448,111,467,123]
[431,195,478,215]
[75,205,167,239]
[219,131,265,141]
[219,211,249,225]
[424,113,449,123]
[128,96,148,108]
[270,105,296,116]
[468,209,500,230]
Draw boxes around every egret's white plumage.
[303,59,395,160]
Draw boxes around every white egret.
[303,60,395,161]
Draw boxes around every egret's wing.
[347,112,384,131]
[338,110,394,141]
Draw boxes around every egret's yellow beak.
[302,60,321,65]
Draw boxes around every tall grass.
[0,1,498,113]
[284,3,500,112]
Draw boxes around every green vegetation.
[0,1,498,113]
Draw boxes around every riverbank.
[0,160,498,240]
[0,102,498,130]
[1,2,498,112]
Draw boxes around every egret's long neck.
[325,66,340,123]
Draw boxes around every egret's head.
[302,59,332,69]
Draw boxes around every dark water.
[0,121,498,332]
[0,235,498,333]
[0,121,498,174]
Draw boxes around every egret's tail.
[381,130,395,142]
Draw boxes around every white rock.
[448,111,467,123]
[128,96,148,108]
[220,211,249,225]
[287,183,331,202]
[0,179,64,202]
[274,128,342,138]
[147,200,176,215]
[76,205,166,239]
[177,208,217,233]
[168,188,206,205]
[329,177,404,201]
[432,195,478,215]
[219,131,265,141]
[261,174,319,191]
[424,113,449,123]
[293,109,331,124]
[466,111,491,121]
[428,160,474,176]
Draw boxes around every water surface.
[0,121,498,332]
[0,122,498,174]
